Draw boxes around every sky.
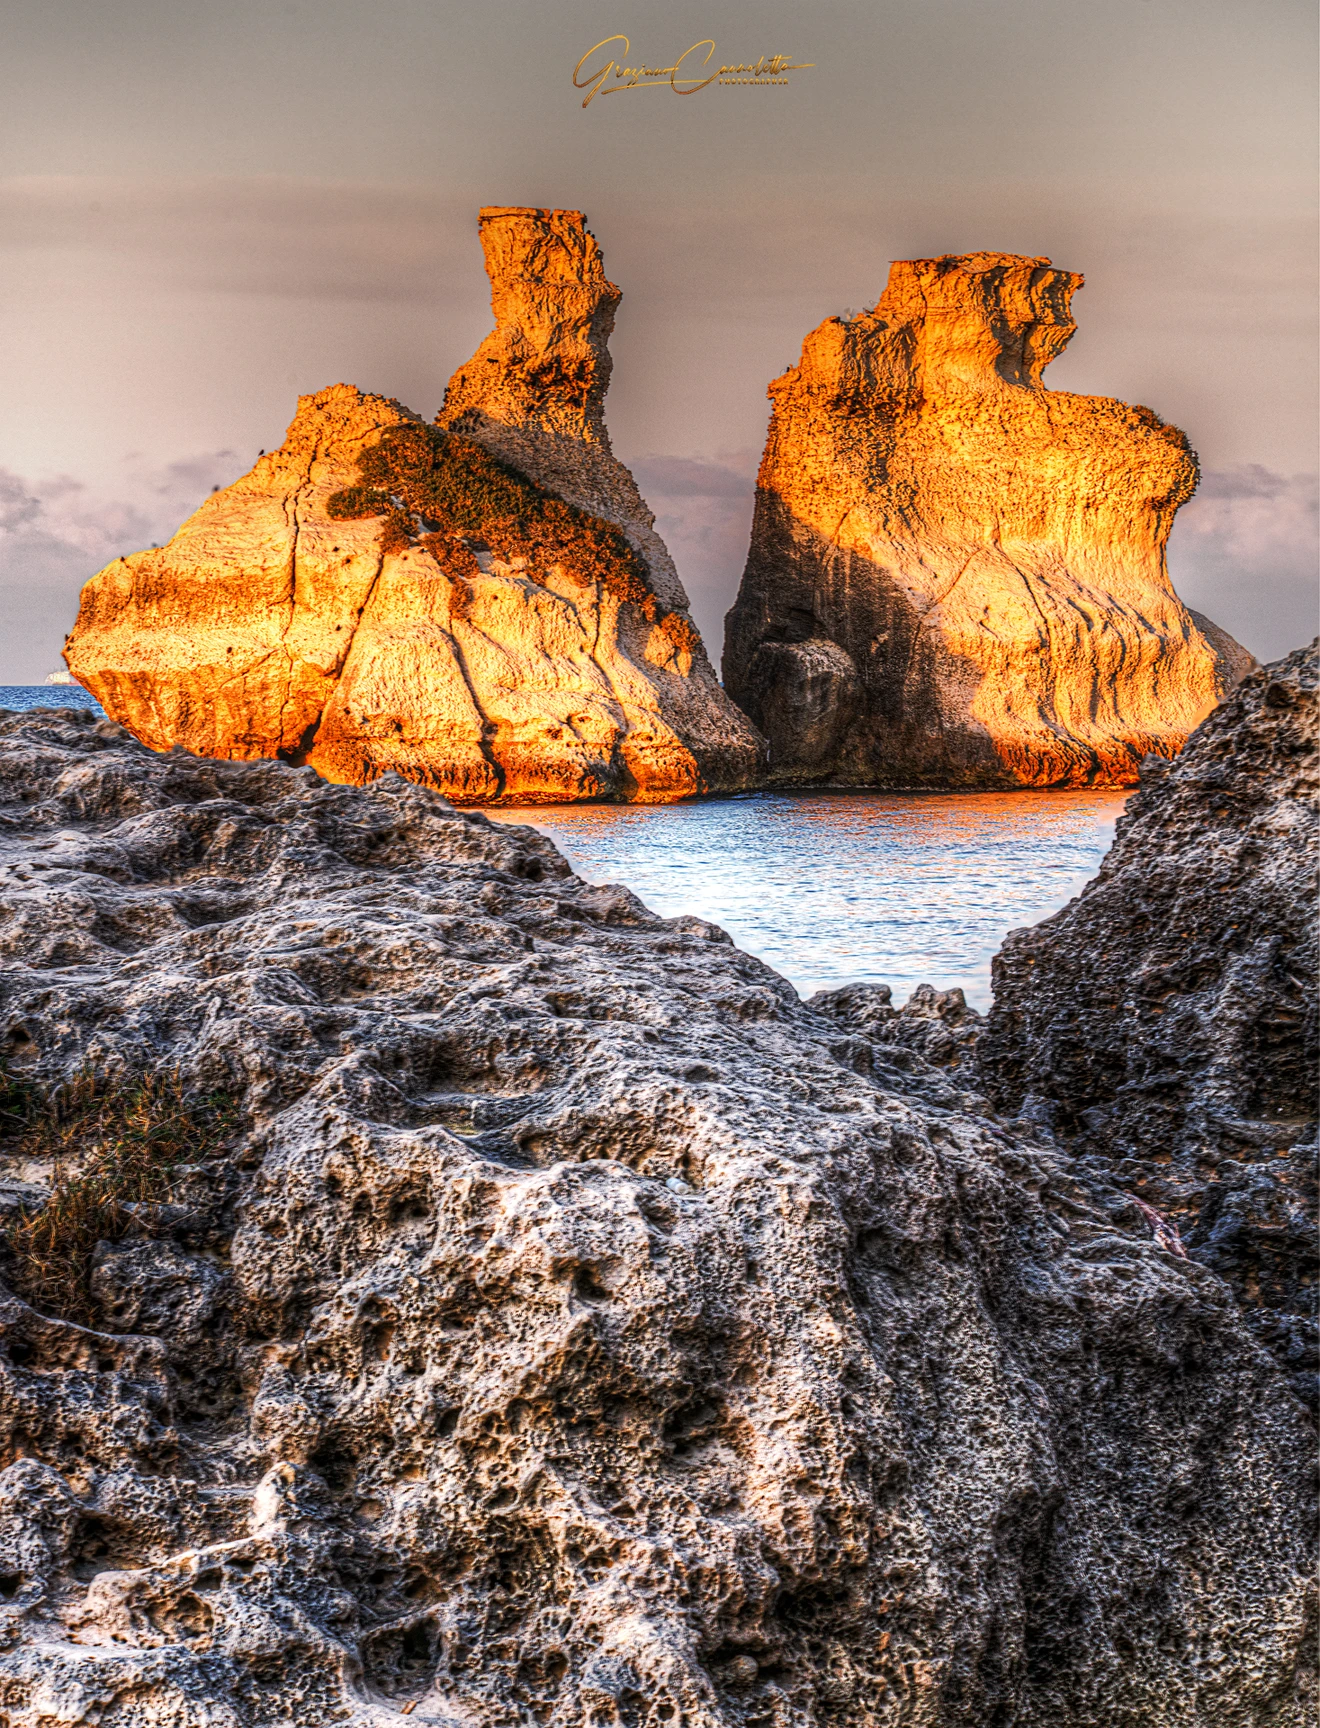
[1,0,1315,680]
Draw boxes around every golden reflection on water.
[488,789,1129,1010]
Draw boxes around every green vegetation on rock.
[328,423,697,650]
[1,1068,236,1324]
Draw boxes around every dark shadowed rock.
[809,981,985,1092]
[978,641,1319,1406]
[0,707,1312,1724]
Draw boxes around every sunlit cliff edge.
[63,208,764,805]
[722,251,1255,788]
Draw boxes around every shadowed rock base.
[977,640,1319,1406]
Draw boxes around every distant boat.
[43,671,75,685]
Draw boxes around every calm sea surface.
[490,790,1128,1010]
[0,685,103,714]
[1,690,1125,1008]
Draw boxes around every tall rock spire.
[438,206,689,614]
[441,206,619,447]
[723,252,1254,787]
[434,204,764,785]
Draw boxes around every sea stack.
[723,252,1254,787]
[64,209,763,803]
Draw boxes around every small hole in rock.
[573,1267,609,1303]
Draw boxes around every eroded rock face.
[723,252,1254,788]
[978,642,1319,1404]
[0,708,1312,1726]
[436,205,764,794]
[439,208,680,601]
[64,209,762,805]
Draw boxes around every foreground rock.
[978,641,1319,1405]
[723,251,1253,788]
[0,709,1311,1726]
[64,208,762,804]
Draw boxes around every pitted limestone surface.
[0,709,1312,1726]
[979,641,1319,1406]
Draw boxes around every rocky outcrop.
[723,252,1254,788]
[978,642,1319,1404]
[809,981,984,1089]
[64,210,763,804]
[0,706,1312,1726]
[439,209,683,608]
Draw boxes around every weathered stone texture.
[64,208,762,805]
[439,208,684,608]
[0,707,1312,1725]
[978,641,1319,1404]
[723,251,1254,788]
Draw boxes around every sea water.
[0,689,1124,1008]
[0,685,104,714]
[489,789,1127,1010]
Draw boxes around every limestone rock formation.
[64,211,762,804]
[439,208,682,608]
[978,640,1319,1404]
[723,252,1254,788]
[809,981,984,1089]
[0,706,1313,1726]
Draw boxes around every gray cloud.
[627,453,759,659]
[0,178,476,305]
[0,452,243,683]
[1167,466,1319,663]
[630,454,757,498]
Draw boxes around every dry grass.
[1,1068,236,1323]
[327,424,684,628]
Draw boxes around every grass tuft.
[1,1068,237,1324]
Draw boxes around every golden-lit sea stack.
[64,209,763,803]
[723,252,1254,787]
